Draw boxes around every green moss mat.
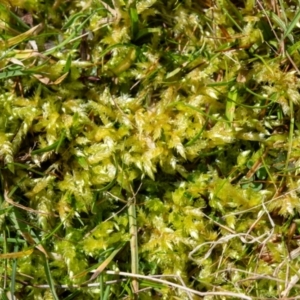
[1,0,300,298]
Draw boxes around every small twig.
[285,51,300,73]
[281,274,300,298]
[189,230,271,264]
[4,190,57,217]
[190,202,275,265]
[103,270,252,300]
[256,0,281,47]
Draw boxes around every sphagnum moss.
[1,0,300,299]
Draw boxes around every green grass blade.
[10,163,45,176]
[0,4,30,31]
[226,87,238,123]
[42,213,71,242]
[31,140,60,155]
[43,257,59,300]
[10,245,19,300]
[283,9,300,40]
[62,291,81,300]
[287,40,300,54]
[62,12,88,30]
[223,8,243,32]
[130,7,139,40]
[55,132,65,153]
[0,69,33,80]
[63,54,72,73]
[103,284,111,300]
[92,155,118,192]
[0,237,25,243]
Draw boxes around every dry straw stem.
[4,189,57,217]
[104,271,252,300]
[34,270,252,300]
[128,183,142,296]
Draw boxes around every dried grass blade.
[0,24,43,48]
